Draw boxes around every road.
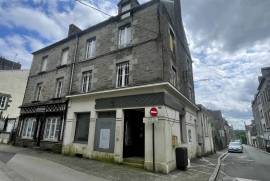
[218,145,270,181]
[0,151,108,181]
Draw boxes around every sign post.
[150,107,158,172]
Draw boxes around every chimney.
[68,24,81,37]
[118,0,139,15]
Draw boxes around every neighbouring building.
[196,105,215,156]
[0,57,21,70]
[251,67,270,149]
[0,70,29,143]
[207,110,230,150]
[245,121,257,147]
[16,0,198,173]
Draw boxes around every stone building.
[196,105,215,156]
[251,67,270,149]
[0,57,21,70]
[0,70,29,143]
[16,0,197,173]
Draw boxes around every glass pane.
[74,113,90,142]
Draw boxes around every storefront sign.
[150,107,158,117]
[99,129,110,149]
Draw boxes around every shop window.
[74,113,90,142]
[22,118,36,139]
[44,117,61,141]
[116,62,129,87]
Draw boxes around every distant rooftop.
[0,57,21,70]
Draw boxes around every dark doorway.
[123,109,145,158]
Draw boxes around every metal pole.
[152,122,155,172]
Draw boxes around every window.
[86,38,96,59]
[119,25,131,47]
[188,129,192,142]
[121,3,131,19]
[0,96,7,110]
[169,27,176,55]
[188,87,193,100]
[81,71,92,93]
[35,83,42,101]
[55,78,64,98]
[74,113,90,142]
[116,62,129,87]
[44,117,61,141]
[61,48,69,65]
[41,56,48,72]
[21,118,36,139]
[171,66,176,86]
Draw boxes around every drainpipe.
[68,34,79,94]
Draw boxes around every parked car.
[228,142,243,153]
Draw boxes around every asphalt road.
[218,145,270,181]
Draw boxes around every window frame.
[35,83,42,101]
[0,96,7,110]
[74,112,90,143]
[61,48,69,65]
[81,71,92,93]
[43,117,61,142]
[41,56,48,72]
[169,26,176,55]
[21,118,36,139]
[85,37,96,59]
[118,24,132,48]
[55,78,64,98]
[116,62,129,88]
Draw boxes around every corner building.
[17,0,197,173]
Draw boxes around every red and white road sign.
[150,107,158,117]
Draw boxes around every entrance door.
[123,109,145,158]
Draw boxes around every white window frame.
[61,48,69,65]
[0,96,7,110]
[35,83,42,101]
[81,71,92,93]
[119,25,132,48]
[41,56,48,72]
[86,38,96,59]
[171,66,176,86]
[21,118,36,139]
[188,129,192,142]
[116,62,129,88]
[169,26,176,55]
[55,78,64,98]
[43,117,61,141]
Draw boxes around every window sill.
[56,64,67,69]
[118,44,133,50]
[31,100,40,103]
[84,56,96,61]
[42,139,59,142]
[38,71,47,75]
[50,97,63,100]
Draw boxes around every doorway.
[123,109,145,158]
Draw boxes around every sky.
[0,0,270,130]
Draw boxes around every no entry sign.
[150,107,158,117]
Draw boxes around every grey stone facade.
[18,0,195,152]
[251,67,270,149]
[0,57,21,70]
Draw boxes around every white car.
[228,142,243,153]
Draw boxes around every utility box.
[175,147,188,170]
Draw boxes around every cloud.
[182,0,270,129]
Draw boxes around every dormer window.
[121,3,131,19]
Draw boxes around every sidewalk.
[0,144,224,181]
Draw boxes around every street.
[218,145,270,181]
